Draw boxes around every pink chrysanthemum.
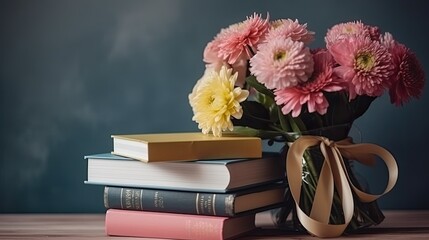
[275,49,347,117]
[203,38,248,87]
[329,36,394,99]
[229,56,248,87]
[325,21,369,49]
[203,39,224,70]
[383,37,426,106]
[365,25,381,41]
[266,19,315,44]
[250,37,314,90]
[380,32,396,49]
[216,13,269,65]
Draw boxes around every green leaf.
[232,101,271,130]
[276,105,291,132]
[246,75,275,99]
[287,115,307,132]
[228,126,284,139]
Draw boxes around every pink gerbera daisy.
[275,49,347,117]
[266,19,315,44]
[329,36,394,99]
[325,21,369,49]
[382,35,426,106]
[250,37,314,90]
[216,13,269,65]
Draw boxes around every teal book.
[103,183,285,217]
[85,153,284,192]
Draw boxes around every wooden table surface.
[0,210,428,239]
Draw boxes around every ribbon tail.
[338,143,399,203]
[285,136,399,237]
[286,136,355,237]
[310,142,334,223]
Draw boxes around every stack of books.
[85,132,286,240]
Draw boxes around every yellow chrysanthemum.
[189,66,249,137]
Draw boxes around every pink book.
[105,209,256,240]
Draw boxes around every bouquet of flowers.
[189,13,425,237]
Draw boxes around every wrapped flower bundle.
[189,13,425,237]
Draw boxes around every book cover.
[105,209,256,240]
[111,132,262,163]
[103,183,285,217]
[85,153,284,192]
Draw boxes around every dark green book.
[104,184,285,217]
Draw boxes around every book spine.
[105,209,228,240]
[104,186,236,217]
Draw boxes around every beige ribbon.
[286,136,398,237]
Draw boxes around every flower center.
[355,52,375,71]
[274,50,287,61]
[344,26,355,33]
[271,20,283,29]
[208,95,215,105]
[234,22,246,31]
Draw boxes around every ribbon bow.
[286,136,398,237]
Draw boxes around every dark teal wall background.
[1,0,428,212]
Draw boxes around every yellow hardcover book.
[111,132,262,163]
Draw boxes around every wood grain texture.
[0,211,428,239]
